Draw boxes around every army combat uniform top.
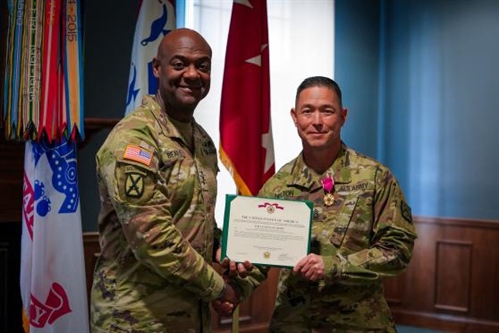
[258,143,417,333]
[91,95,254,333]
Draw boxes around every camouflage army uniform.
[258,143,417,333]
[90,95,251,333]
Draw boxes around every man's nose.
[184,65,199,79]
[312,111,323,124]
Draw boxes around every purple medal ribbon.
[321,175,335,206]
[321,176,334,193]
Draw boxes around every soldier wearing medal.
[258,76,417,332]
[90,28,265,333]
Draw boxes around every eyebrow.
[170,54,211,62]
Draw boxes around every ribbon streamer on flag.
[21,0,43,140]
[125,0,176,116]
[63,0,84,141]
[2,0,84,142]
[3,0,25,139]
[21,136,89,333]
[220,0,275,197]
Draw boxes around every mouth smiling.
[179,85,202,92]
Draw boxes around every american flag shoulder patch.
[123,144,153,166]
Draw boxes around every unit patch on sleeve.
[125,173,144,197]
[401,201,413,223]
[123,144,153,166]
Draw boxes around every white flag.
[21,137,89,333]
[125,0,176,116]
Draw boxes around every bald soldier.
[90,28,266,332]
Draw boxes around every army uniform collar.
[141,95,196,145]
[289,142,352,191]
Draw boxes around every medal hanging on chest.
[321,174,335,207]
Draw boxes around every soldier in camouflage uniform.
[90,28,265,333]
[258,76,417,332]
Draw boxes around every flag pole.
[232,189,241,333]
[232,305,240,333]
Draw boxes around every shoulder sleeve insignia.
[123,144,153,166]
[125,173,144,197]
[401,201,413,223]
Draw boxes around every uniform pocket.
[327,195,358,248]
[330,191,374,252]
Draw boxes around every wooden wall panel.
[0,241,9,333]
[0,222,23,333]
[383,272,405,305]
[434,240,471,313]
[0,141,24,223]
[387,217,499,332]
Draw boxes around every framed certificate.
[221,194,313,268]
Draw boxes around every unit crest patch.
[125,173,144,197]
[401,201,412,223]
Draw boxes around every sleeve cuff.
[323,254,341,285]
[199,275,226,302]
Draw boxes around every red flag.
[220,0,275,196]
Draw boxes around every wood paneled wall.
[384,217,499,333]
[0,141,24,223]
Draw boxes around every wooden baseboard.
[392,308,499,333]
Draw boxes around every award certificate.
[221,194,313,268]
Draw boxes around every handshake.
[211,257,253,317]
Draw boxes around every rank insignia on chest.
[125,173,144,197]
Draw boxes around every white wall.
[185,0,335,225]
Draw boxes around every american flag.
[123,145,153,166]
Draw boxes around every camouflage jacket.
[90,95,224,333]
[258,143,417,332]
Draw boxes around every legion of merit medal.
[321,174,335,207]
[324,193,335,206]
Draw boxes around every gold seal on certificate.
[221,195,313,268]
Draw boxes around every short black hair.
[295,76,343,107]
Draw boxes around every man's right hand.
[212,281,240,317]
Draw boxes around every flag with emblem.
[220,0,275,196]
[125,0,176,116]
[21,136,89,333]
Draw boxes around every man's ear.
[290,108,297,126]
[152,57,160,78]
[341,107,348,125]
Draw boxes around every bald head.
[157,28,212,60]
